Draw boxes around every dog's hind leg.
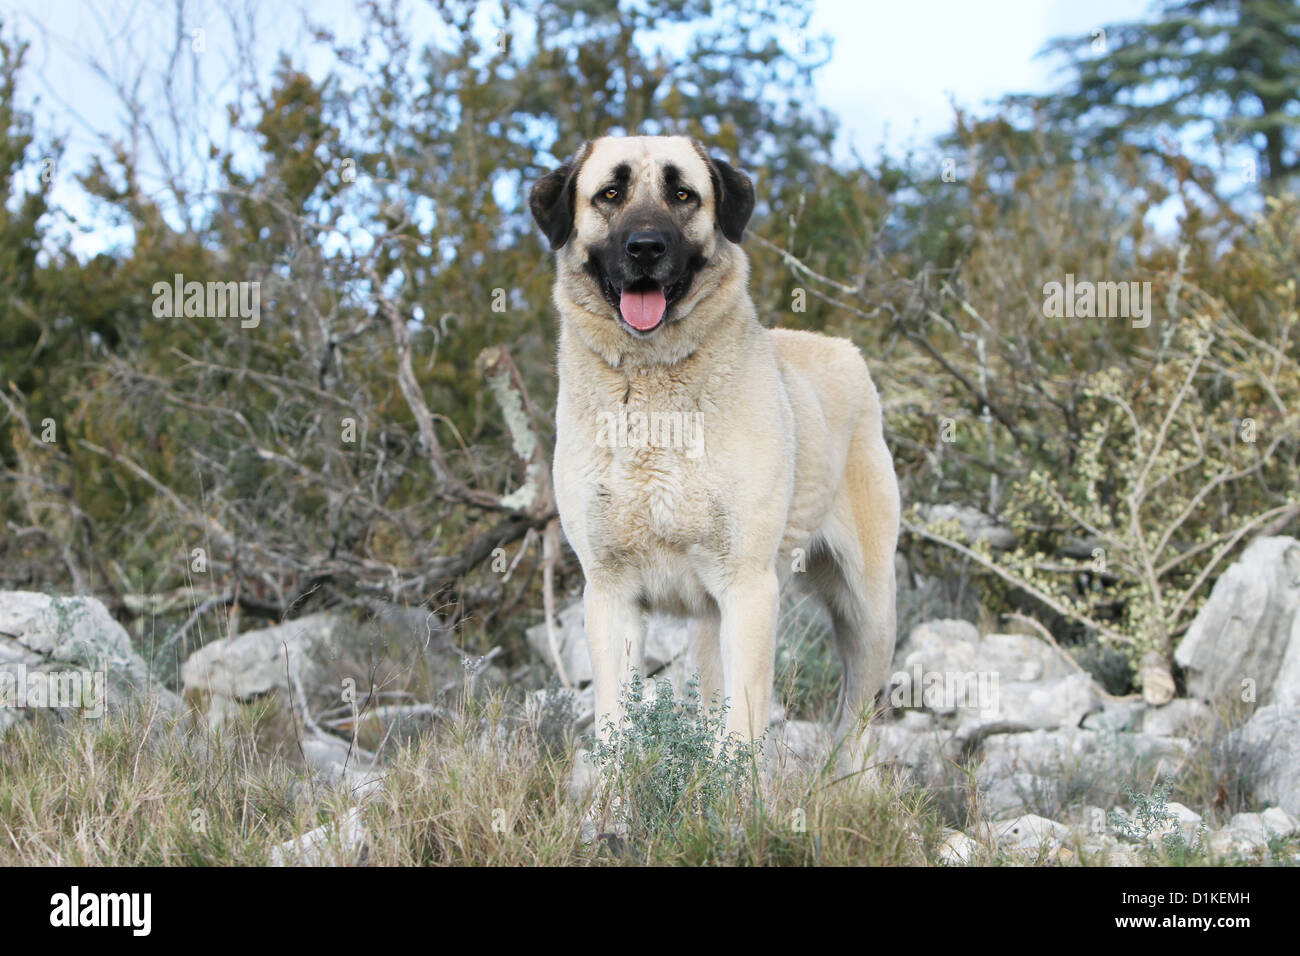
[811,418,900,752]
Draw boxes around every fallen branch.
[156,591,235,657]
[902,517,1128,646]
[476,345,571,688]
[372,264,502,511]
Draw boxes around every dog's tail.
[813,409,900,745]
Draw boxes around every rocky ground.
[3,534,1300,866]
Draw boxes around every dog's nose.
[625,230,667,265]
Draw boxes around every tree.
[0,24,66,416]
[0,0,853,649]
[1029,0,1300,189]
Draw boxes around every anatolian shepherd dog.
[531,135,900,753]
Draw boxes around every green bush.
[587,673,762,844]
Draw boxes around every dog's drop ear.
[530,143,590,250]
[708,156,755,244]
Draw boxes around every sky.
[6,0,1162,258]
[807,0,1157,163]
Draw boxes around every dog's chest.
[562,368,731,559]
[584,432,724,551]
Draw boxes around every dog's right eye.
[599,187,619,202]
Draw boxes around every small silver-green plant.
[1109,779,1177,841]
[587,673,762,842]
[1109,778,1204,862]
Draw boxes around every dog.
[530,135,900,750]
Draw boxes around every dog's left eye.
[675,189,693,202]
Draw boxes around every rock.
[525,601,690,686]
[1206,816,1274,861]
[863,717,948,784]
[897,709,937,732]
[1227,705,1300,816]
[0,591,180,729]
[525,602,589,685]
[1261,807,1298,838]
[1281,632,1300,707]
[954,672,1103,744]
[1226,812,1274,849]
[992,814,1070,854]
[1167,801,1203,827]
[979,634,1077,682]
[980,771,1050,820]
[887,618,1095,737]
[767,720,831,771]
[896,617,981,650]
[937,829,979,865]
[1138,650,1176,706]
[1082,699,1145,732]
[917,504,1016,551]
[182,612,346,712]
[976,728,1190,819]
[298,732,382,796]
[983,728,1189,778]
[1204,830,1238,858]
[888,619,979,715]
[1141,698,1213,738]
[269,806,368,866]
[1204,809,1296,861]
[180,604,491,741]
[1222,808,1297,849]
[894,619,1074,684]
[1174,536,1300,706]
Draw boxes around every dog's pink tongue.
[619,287,667,331]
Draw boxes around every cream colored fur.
[545,136,900,746]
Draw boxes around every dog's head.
[530,136,754,345]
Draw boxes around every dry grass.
[0,692,941,866]
[2,688,1293,867]
[0,701,315,865]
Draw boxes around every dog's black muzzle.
[585,223,704,333]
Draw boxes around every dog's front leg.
[584,583,646,744]
[718,568,779,743]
